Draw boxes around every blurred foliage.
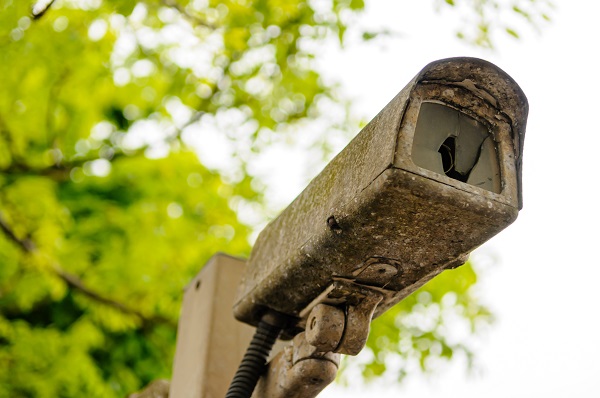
[0,0,548,396]
[436,0,554,48]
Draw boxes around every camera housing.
[233,57,528,332]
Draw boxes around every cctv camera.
[233,57,528,339]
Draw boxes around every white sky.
[274,1,600,397]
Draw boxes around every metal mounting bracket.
[253,332,341,398]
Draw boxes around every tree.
[0,0,550,396]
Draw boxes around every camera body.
[233,57,528,332]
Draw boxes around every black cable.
[225,316,282,398]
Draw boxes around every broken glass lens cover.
[411,102,501,193]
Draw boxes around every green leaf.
[350,0,365,10]
[506,27,520,38]
[362,31,378,41]
[110,0,137,16]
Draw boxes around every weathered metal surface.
[233,57,528,336]
[253,332,340,398]
[353,258,400,286]
[335,290,382,355]
[305,304,345,352]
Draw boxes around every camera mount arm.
[254,332,341,398]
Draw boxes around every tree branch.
[161,0,218,29]
[0,110,205,181]
[0,214,36,252]
[31,0,56,19]
[54,268,175,327]
[0,150,137,181]
[0,212,175,328]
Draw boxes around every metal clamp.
[304,285,383,356]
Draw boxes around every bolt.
[327,216,342,234]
